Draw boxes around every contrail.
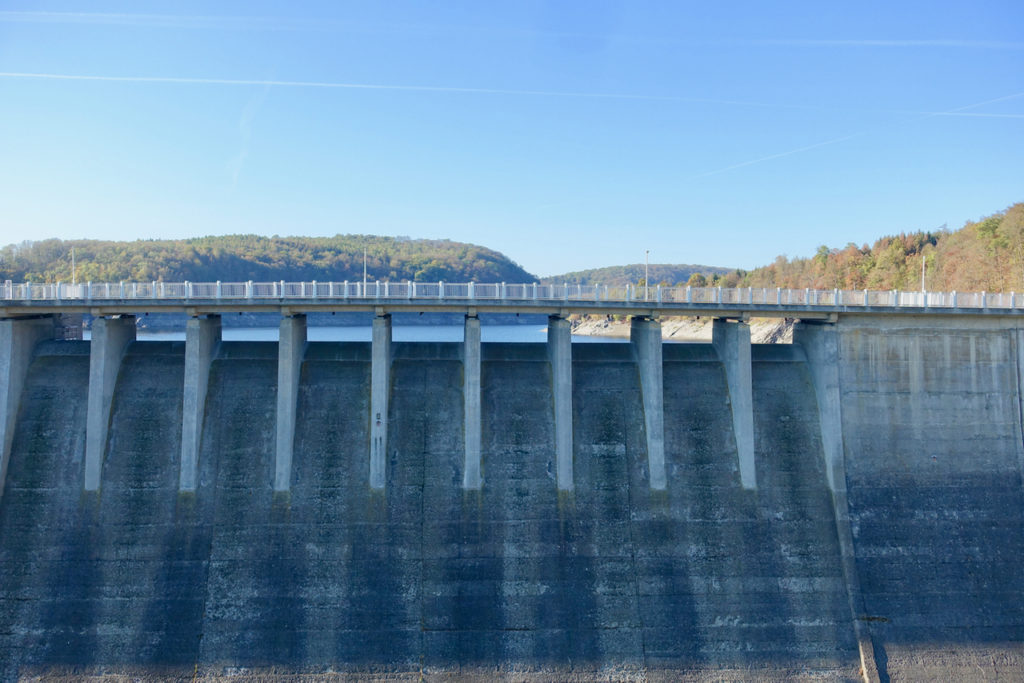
[1,71,1022,120]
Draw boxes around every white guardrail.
[0,280,1020,310]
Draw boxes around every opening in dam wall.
[0,314,1022,680]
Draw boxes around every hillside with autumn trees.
[709,202,1024,293]
[0,235,534,284]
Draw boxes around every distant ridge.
[543,263,731,286]
[0,235,536,284]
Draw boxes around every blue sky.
[0,1,1021,277]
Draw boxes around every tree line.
[0,235,536,284]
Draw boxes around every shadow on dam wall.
[0,325,1022,680]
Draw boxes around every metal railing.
[1,280,1019,311]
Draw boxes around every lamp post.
[645,250,649,301]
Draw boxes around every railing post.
[717,286,722,305]
[923,290,928,308]
[656,284,662,303]
[834,288,839,305]
[532,282,538,300]
[893,290,899,306]
[776,287,781,305]
[468,281,474,299]
[626,284,632,303]
[216,280,222,299]
[438,281,444,300]
[246,280,253,299]
[748,287,753,304]
[406,280,412,299]
[563,282,569,302]
[343,280,349,300]
[686,286,692,304]
[184,281,189,300]
[56,282,62,303]
[864,289,868,306]
[118,281,124,298]
[280,280,285,298]
[1012,292,1016,308]
[982,291,987,308]
[158,281,164,298]
[501,282,506,300]
[952,290,957,308]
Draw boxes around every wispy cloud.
[1,71,1023,121]
[226,83,272,189]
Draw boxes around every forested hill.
[723,202,1024,292]
[0,235,536,284]
[543,263,730,287]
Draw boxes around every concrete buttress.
[275,314,306,491]
[713,318,756,489]
[0,317,55,500]
[463,314,482,489]
[630,316,667,489]
[84,316,136,491]
[548,316,573,490]
[180,315,221,491]
[370,314,391,490]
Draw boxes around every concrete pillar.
[630,317,667,490]
[370,314,391,490]
[793,322,843,492]
[463,314,482,489]
[794,321,881,682]
[712,319,756,489]
[85,316,136,491]
[275,314,306,492]
[548,316,573,491]
[0,317,55,501]
[179,315,221,491]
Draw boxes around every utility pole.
[645,250,650,301]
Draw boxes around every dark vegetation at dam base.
[0,316,1022,680]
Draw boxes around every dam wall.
[0,314,1021,680]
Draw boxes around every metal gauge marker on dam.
[1,281,1023,681]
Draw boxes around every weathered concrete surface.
[631,316,667,489]
[838,317,1024,681]
[0,317,1022,680]
[463,314,482,489]
[548,316,574,490]
[713,319,757,489]
[275,314,306,491]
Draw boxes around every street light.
[645,250,649,301]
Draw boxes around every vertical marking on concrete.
[0,317,55,501]
[463,314,482,489]
[1015,330,1024,493]
[180,315,221,491]
[712,319,756,489]
[794,322,881,683]
[630,317,666,490]
[548,316,573,491]
[85,316,136,491]
[370,314,391,490]
[275,314,306,492]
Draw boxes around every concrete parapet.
[712,318,756,489]
[548,316,573,491]
[0,316,55,501]
[84,316,136,491]
[630,317,666,489]
[275,315,306,491]
[370,314,391,490]
[180,316,221,491]
[463,315,482,489]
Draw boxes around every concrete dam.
[0,303,1022,680]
